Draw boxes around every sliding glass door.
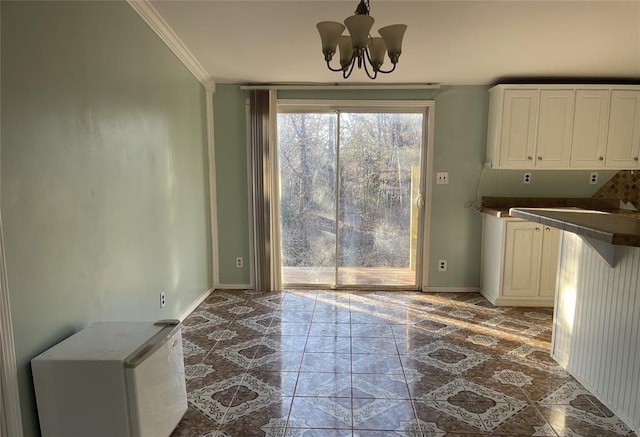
[277,112,337,285]
[277,102,428,289]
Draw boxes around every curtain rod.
[239,83,441,91]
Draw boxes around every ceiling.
[149,0,640,85]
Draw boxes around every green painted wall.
[480,169,617,197]
[1,2,211,435]
[214,86,251,285]
[214,85,612,288]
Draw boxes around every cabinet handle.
[546,227,550,232]
[599,156,604,161]
[535,227,540,232]
[634,157,639,162]
[538,156,542,161]
[527,156,533,161]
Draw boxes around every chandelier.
[316,0,407,80]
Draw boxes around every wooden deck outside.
[282,266,416,287]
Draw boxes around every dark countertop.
[481,196,621,218]
[509,207,640,247]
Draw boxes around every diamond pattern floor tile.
[171,290,637,437]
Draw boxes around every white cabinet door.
[570,89,610,168]
[536,90,574,168]
[502,221,543,297]
[480,216,560,307]
[605,90,640,169]
[539,226,561,297]
[499,89,539,169]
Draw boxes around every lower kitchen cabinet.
[480,214,560,306]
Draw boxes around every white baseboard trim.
[551,352,568,372]
[179,287,215,321]
[557,358,640,434]
[215,284,252,290]
[422,287,480,293]
[479,289,554,307]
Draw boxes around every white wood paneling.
[553,232,640,432]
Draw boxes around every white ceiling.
[149,0,640,85]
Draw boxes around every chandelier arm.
[342,54,358,79]
[373,62,398,74]
[362,51,378,80]
[325,59,346,72]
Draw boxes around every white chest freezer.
[32,320,187,437]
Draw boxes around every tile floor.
[172,290,637,437]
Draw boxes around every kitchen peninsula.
[509,206,640,434]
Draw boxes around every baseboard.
[215,284,252,290]
[494,297,553,307]
[422,287,480,293]
[558,359,640,434]
[479,289,554,307]
[551,352,568,371]
[179,287,215,321]
[479,289,498,304]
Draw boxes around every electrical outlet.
[523,173,532,184]
[589,172,598,184]
[235,257,244,268]
[438,259,447,272]
[436,172,449,184]
[160,292,166,308]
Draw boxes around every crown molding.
[127,0,215,91]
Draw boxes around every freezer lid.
[32,321,173,362]
[124,321,181,368]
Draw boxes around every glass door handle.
[415,194,424,209]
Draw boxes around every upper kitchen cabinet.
[570,89,610,168]
[487,86,574,169]
[486,85,640,170]
[490,89,539,169]
[536,89,574,168]
[605,90,640,169]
